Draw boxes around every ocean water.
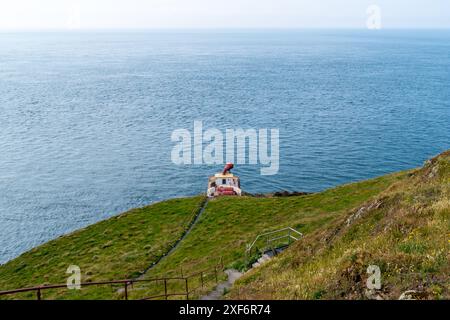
[0,30,449,264]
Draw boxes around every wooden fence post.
[164,279,168,300]
[214,267,218,283]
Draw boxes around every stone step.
[252,245,290,269]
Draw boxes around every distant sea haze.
[0,30,449,264]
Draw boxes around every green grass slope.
[133,170,408,298]
[2,151,447,300]
[228,151,450,300]
[0,196,206,299]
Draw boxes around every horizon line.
[1,26,449,33]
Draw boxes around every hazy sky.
[0,0,449,30]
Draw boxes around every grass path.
[137,198,209,278]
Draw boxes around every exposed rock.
[273,191,311,197]
[428,165,439,179]
[423,159,433,167]
[399,290,418,300]
[346,200,383,226]
[364,289,384,300]
[251,191,311,198]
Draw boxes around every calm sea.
[0,30,449,263]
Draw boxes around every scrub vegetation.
[227,151,450,300]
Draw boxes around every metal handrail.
[0,257,227,300]
[246,227,303,255]
[141,293,187,300]
[0,277,183,295]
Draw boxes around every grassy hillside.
[132,170,409,298]
[228,151,450,300]
[1,151,448,300]
[0,196,206,299]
